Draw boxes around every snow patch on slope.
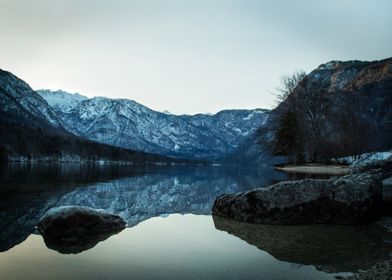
[38,89,270,159]
[37,89,88,112]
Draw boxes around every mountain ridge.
[2,57,389,164]
[0,69,189,163]
[38,90,269,159]
[236,57,392,164]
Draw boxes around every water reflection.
[0,215,344,280]
[1,163,391,278]
[0,163,286,252]
[41,227,125,254]
[213,216,392,273]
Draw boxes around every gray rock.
[383,177,392,188]
[350,158,392,180]
[213,173,383,225]
[38,206,126,242]
[382,178,392,216]
[350,159,392,216]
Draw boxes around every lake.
[1,163,391,280]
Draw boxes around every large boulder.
[38,206,126,254]
[350,158,392,216]
[213,173,383,225]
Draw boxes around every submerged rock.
[38,206,126,254]
[213,173,383,225]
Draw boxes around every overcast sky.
[0,0,391,114]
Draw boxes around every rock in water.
[213,174,383,225]
[38,206,126,254]
[38,206,126,236]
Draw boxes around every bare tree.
[272,72,307,162]
[290,78,333,161]
[273,73,334,162]
[275,71,306,103]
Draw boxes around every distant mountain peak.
[37,89,88,113]
[38,89,269,159]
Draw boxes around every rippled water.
[0,163,390,279]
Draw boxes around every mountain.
[5,58,387,164]
[0,69,183,163]
[236,57,392,164]
[223,126,285,166]
[38,91,269,159]
[0,70,64,129]
[37,89,88,112]
[307,58,392,150]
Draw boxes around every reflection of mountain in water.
[213,216,392,273]
[0,163,145,252]
[57,171,248,227]
[0,164,286,252]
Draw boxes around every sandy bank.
[276,164,350,175]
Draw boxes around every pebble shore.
[344,260,392,280]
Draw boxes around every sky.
[0,0,391,114]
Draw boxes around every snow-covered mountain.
[0,70,181,163]
[38,90,270,159]
[37,89,88,112]
[0,69,64,129]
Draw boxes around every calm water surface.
[0,163,391,280]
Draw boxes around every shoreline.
[275,164,350,175]
[344,218,392,280]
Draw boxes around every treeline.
[0,118,187,164]
[270,60,392,163]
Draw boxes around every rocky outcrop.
[306,58,392,152]
[213,173,383,225]
[235,58,392,164]
[38,206,126,253]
